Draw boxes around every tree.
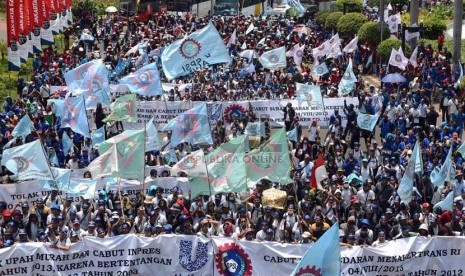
[316,12,331,26]
[377,38,411,60]
[325,12,344,31]
[422,14,447,40]
[337,13,368,37]
[336,0,363,12]
[358,22,390,46]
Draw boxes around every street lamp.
[343,3,356,14]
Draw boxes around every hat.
[362,158,368,162]
[266,228,274,234]
[12,210,22,216]
[20,202,29,208]
[144,225,153,231]
[51,204,61,211]
[164,224,173,234]
[88,221,96,227]
[302,231,311,239]
[361,219,370,226]
[422,202,430,208]
[378,231,385,236]
[60,228,68,234]
[419,224,428,231]
[347,233,356,240]
[2,210,11,217]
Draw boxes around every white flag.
[312,40,331,59]
[409,46,418,67]
[328,33,341,49]
[342,36,359,53]
[246,23,254,35]
[257,37,266,45]
[286,44,305,65]
[227,29,237,48]
[388,48,409,70]
[171,149,207,177]
[241,41,247,50]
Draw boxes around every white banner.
[0,177,190,208]
[119,98,359,130]
[0,235,463,275]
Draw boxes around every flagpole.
[38,136,62,201]
[114,145,125,219]
[141,123,147,199]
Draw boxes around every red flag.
[16,0,26,36]
[6,0,18,43]
[32,0,42,27]
[310,154,327,190]
[42,0,51,20]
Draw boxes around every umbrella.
[105,6,118,13]
[381,73,406,83]
[239,49,259,60]
[80,33,95,42]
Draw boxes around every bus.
[127,0,268,18]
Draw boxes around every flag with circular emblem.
[119,62,163,96]
[1,140,54,181]
[245,128,293,188]
[259,46,286,71]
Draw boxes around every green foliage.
[316,12,331,26]
[73,0,120,16]
[422,14,447,40]
[358,22,390,46]
[336,0,363,12]
[325,12,344,31]
[337,13,368,37]
[377,38,411,60]
[429,5,453,20]
[366,0,408,8]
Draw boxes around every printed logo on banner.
[395,54,402,63]
[216,243,252,276]
[11,156,30,173]
[224,104,246,124]
[296,50,304,58]
[176,111,201,138]
[180,38,202,60]
[295,265,322,276]
[10,41,18,51]
[179,240,209,272]
[318,44,325,50]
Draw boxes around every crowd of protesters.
[0,1,465,250]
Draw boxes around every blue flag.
[92,126,106,148]
[433,191,454,211]
[119,62,163,96]
[40,168,71,191]
[65,59,109,96]
[292,223,340,276]
[287,127,298,143]
[62,132,74,155]
[146,117,161,152]
[114,58,131,77]
[259,46,287,71]
[430,146,453,189]
[84,89,111,109]
[161,22,231,80]
[54,96,90,138]
[295,83,324,108]
[365,53,373,69]
[11,114,35,139]
[66,178,97,200]
[244,122,265,137]
[338,59,357,96]
[346,173,363,184]
[312,62,329,77]
[357,113,380,131]
[398,141,421,204]
[1,140,54,181]
[135,52,149,68]
[170,103,213,147]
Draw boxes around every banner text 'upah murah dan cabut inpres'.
[0,235,464,276]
